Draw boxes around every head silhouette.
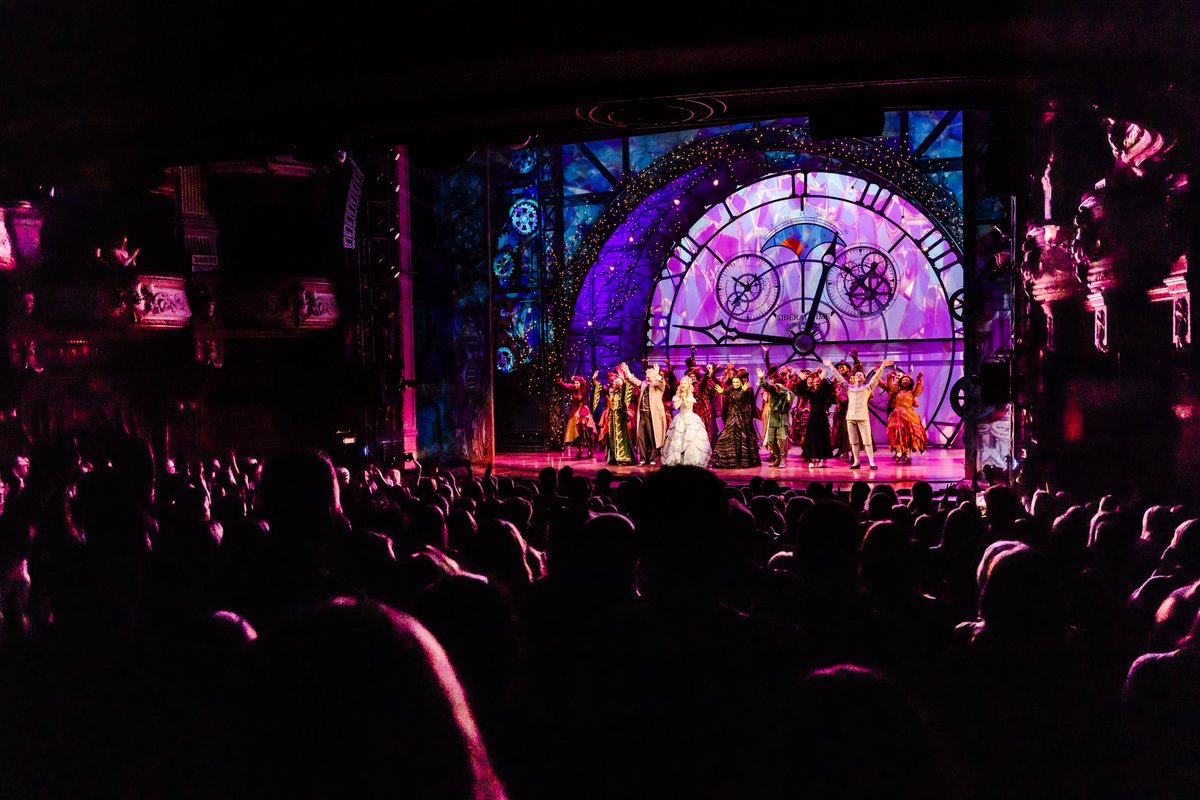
[631,465,730,599]
[792,500,862,590]
[256,449,343,541]
[239,596,507,800]
[548,511,637,591]
[976,541,1066,637]
[1162,518,1200,574]
[781,664,947,800]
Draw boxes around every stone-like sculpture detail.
[0,209,15,270]
[1174,294,1191,350]
[10,340,43,373]
[120,275,193,327]
[1072,115,1184,352]
[220,279,339,331]
[1085,117,1178,285]
[291,284,339,326]
[1021,224,1084,351]
[195,335,224,368]
[1093,302,1108,352]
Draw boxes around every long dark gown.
[709,384,762,468]
[790,390,809,448]
[797,379,835,459]
[686,369,718,442]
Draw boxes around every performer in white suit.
[822,357,892,470]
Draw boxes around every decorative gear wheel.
[829,245,899,318]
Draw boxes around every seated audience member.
[982,484,1027,543]
[237,596,508,800]
[769,664,950,800]
[1122,606,1200,800]
[235,449,395,631]
[461,517,538,599]
[946,541,1116,800]
[859,520,954,693]
[1129,518,1200,651]
[551,466,804,800]
[14,428,1200,800]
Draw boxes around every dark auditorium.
[0,4,1197,798]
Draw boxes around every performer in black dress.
[788,367,809,456]
[709,365,761,469]
[796,369,836,467]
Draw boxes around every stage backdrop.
[484,115,1012,468]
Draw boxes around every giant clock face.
[646,170,965,446]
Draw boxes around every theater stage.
[490,446,968,492]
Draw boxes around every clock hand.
[678,319,843,363]
[787,247,841,357]
[676,320,792,346]
[804,250,838,338]
[727,277,759,312]
[718,329,793,345]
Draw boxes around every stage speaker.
[809,108,885,141]
[979,360,1011,405]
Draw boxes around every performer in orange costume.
[883,367,927,463]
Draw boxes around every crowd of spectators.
[0,412,1196,799]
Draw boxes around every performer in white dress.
[659,375,713,467]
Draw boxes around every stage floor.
[490,446,967,491]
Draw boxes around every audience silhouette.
[0,417,1191,800]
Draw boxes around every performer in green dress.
[594,369,634,465]
[756,365,795,467]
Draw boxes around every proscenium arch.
[563,125,964,384]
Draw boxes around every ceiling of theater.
[0,1,1195,193]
